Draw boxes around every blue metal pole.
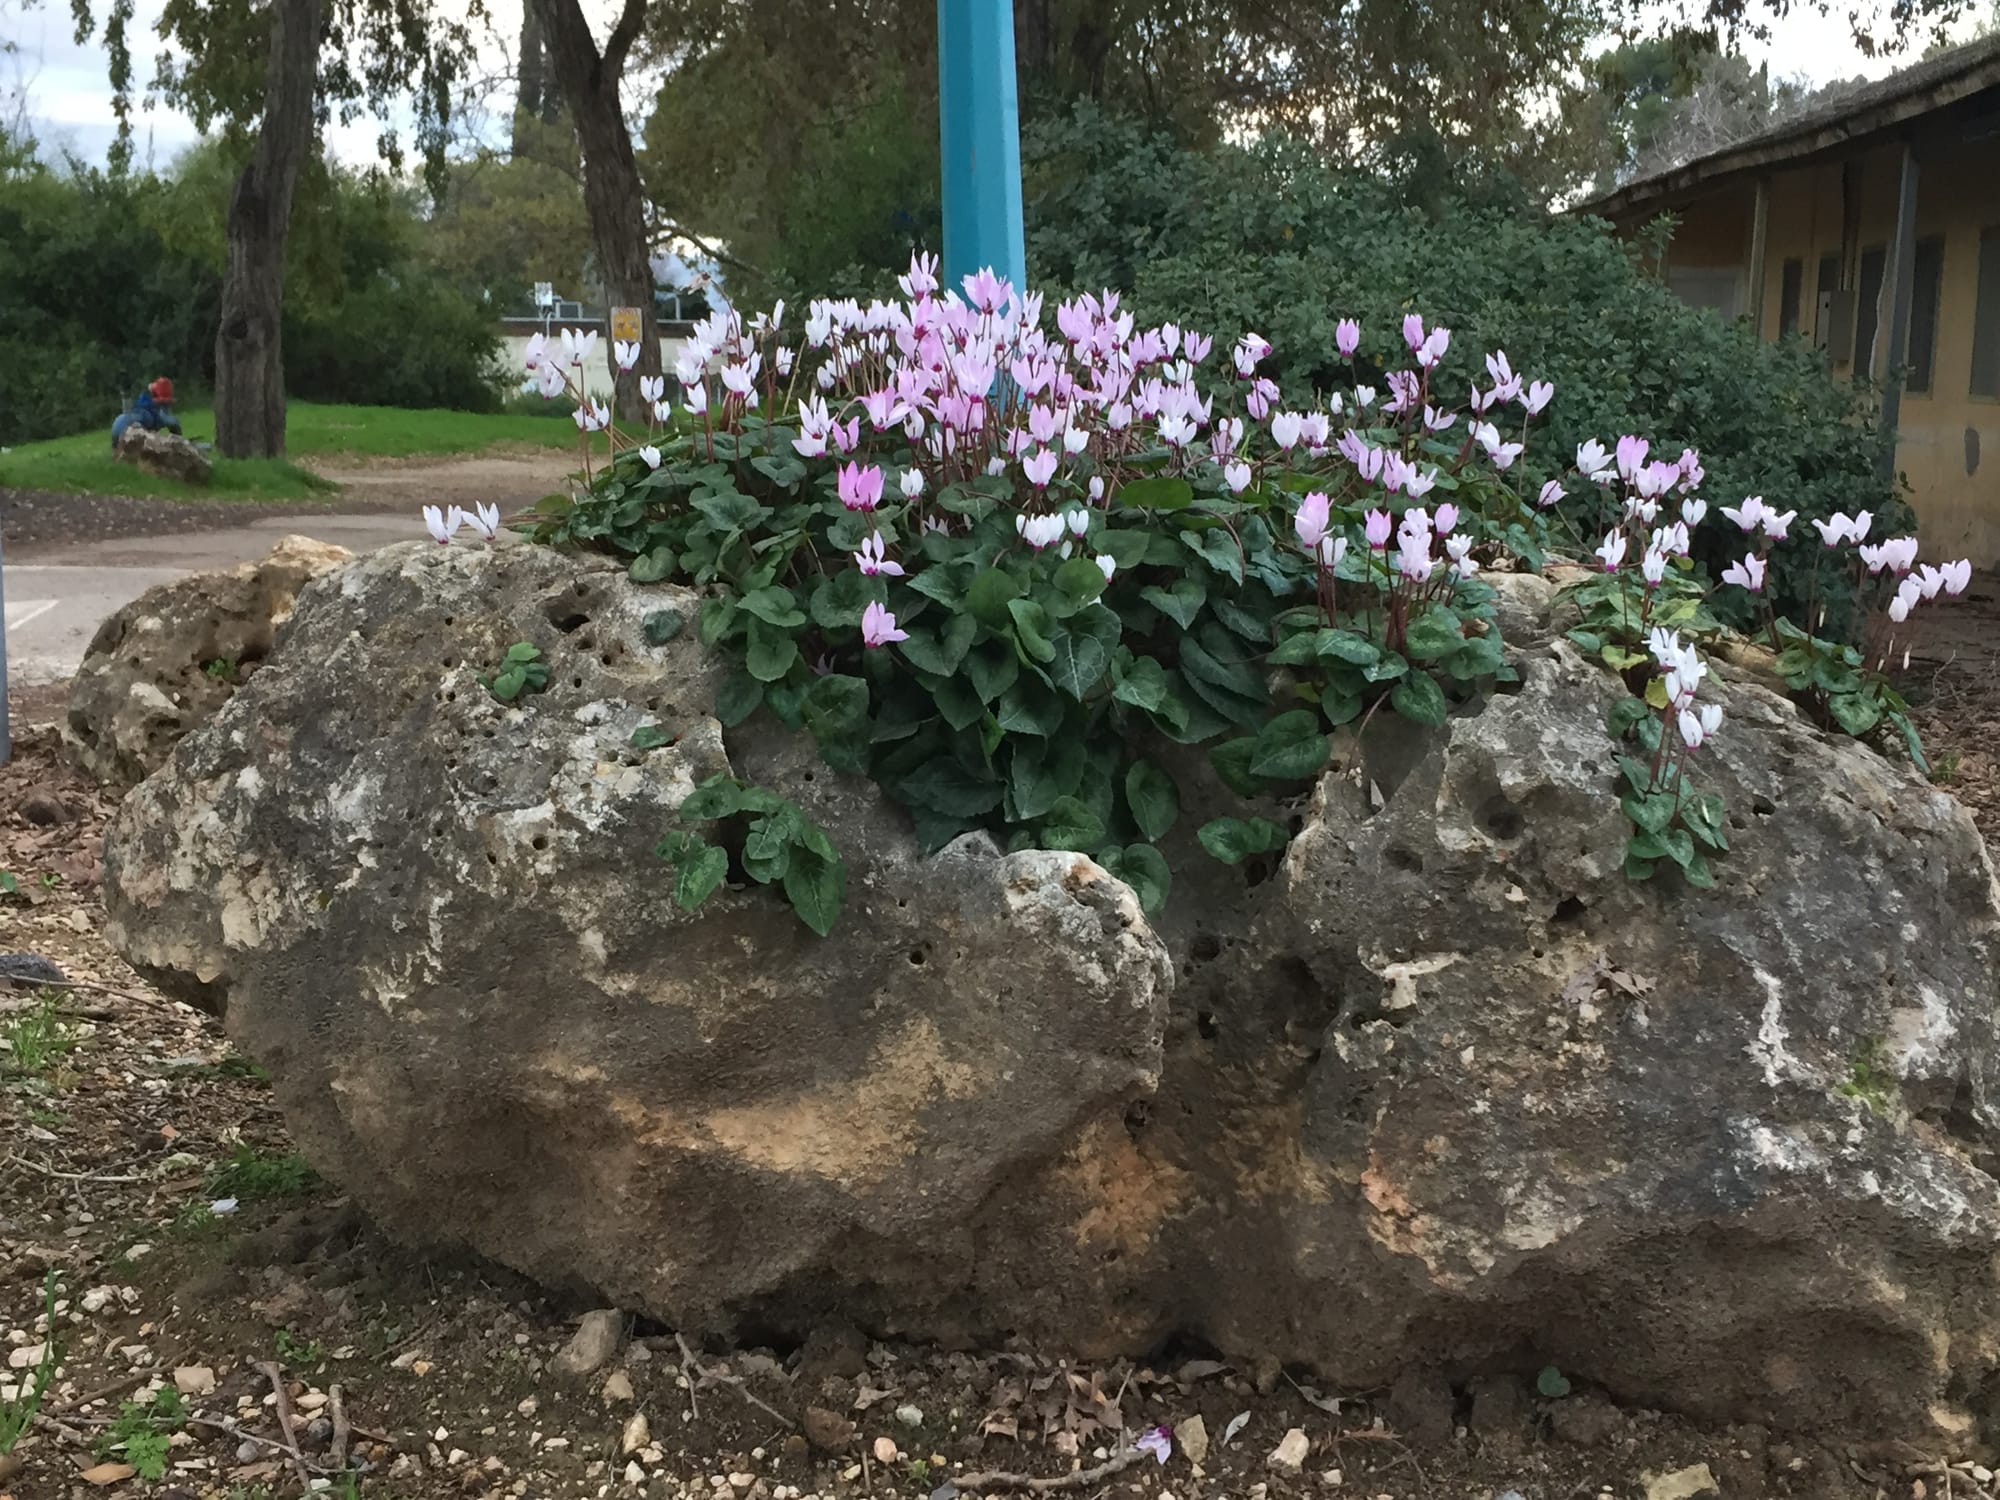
[937,0,1027,296]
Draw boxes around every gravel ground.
[0,688,1978,1500]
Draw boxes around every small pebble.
[895,1404,924,1428]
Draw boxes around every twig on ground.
[675,1332,797,1429]
[184,1413,343,1476]
[956,1446,1147,1493]
[28,1409,95,1448]
[255,1360,314,1493]
[3,1153,148,1184]
[328,1382,350,1471]
[4,975,169,1008]
[675,1332,702,1421]
[52,1360,180,1415]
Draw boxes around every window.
[1779,258,1804,336]
[1906,236,1945,394]
[1974,227,2000,398]
[1814,253,1842,348]
[1855,244,1888,375]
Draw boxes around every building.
[496,306,700,406]
[1582,37,2000,564]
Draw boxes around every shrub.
[1020,106,1905,625]
[286,272,505,413]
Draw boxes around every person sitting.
[111,377,183,447]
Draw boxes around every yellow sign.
[609,306,643,343]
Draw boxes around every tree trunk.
[214,0,322,459]
[532,0,662,425]
[514,4,559,150]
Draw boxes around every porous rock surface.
[67,535,352,787]
[102,543,2000,1442]
[113,426,213,484]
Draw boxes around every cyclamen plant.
[419,252,1958,924]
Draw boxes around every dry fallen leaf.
[79,1463,138,1486]
[1222,1411,1251,1447]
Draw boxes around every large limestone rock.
[67,535,351,787]
[114,426,213,484]
[102,542,2000,1442]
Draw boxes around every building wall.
[496,333,694,405]
[1610,128,2000,566]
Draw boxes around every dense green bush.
[0,150,216,444]
[0,136,503,444]
[1021,106,1905,623]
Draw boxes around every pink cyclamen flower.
[613,339,641,372]
[1678,704,1722,752]
[1364,509,1393,549]
[1417,326,1450,369]
[1888,593,1913,624]
[1432,502,1458,535]
[1222,461,1252,494]
[523,332,548,371]
[838,462,885,512]
[1294,491,1331,551]
[1721,553,1766,592]
[422,504,464,545]
[1812,514,1852,547]
[1720,496,1767,532]
[1095,553,1116,583]
[900,469,925,500]
[1681,497,1707,527]
[464,501,501,541]
[1595,532,1627,572]
[1641,547,1668,587]
[853,531,904,577]
[1538,480,1565,509]
[638,445,662,470]
[1136,1428,1172,1466]
[860,601,907,649]
[1335,319,1360,358]
[1615,435,1649,480]
[1319,535,1347,569]
[1942,558,1973,594]
[1271,411,1304,449]
[1401,313,1426,353]
[682,381,709,415]
[1523,380,1554,415]
[1183,331,1213,363]
[1022,448,1060,488]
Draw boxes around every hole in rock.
[1551,895,1587,924]
[1385,847,1423,874]
[1483,800,1526,840]
[1190,933,1222,964]
[908,949,926,966]
[532,835,549,852]
[1752,795,1777,817]
[1124,1099,1151,1132]
[1196,1011,1219,1039]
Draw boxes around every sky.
[2,0,1987,173]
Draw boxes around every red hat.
[149,377,174,401]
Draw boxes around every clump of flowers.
[417,253,1942,922]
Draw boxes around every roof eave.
[1577,49,2000,221]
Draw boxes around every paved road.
[4,512,421,685]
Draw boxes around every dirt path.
[2,452,576,561]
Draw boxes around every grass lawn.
[0,402,577,502]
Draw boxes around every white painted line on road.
[4,599,58,629]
